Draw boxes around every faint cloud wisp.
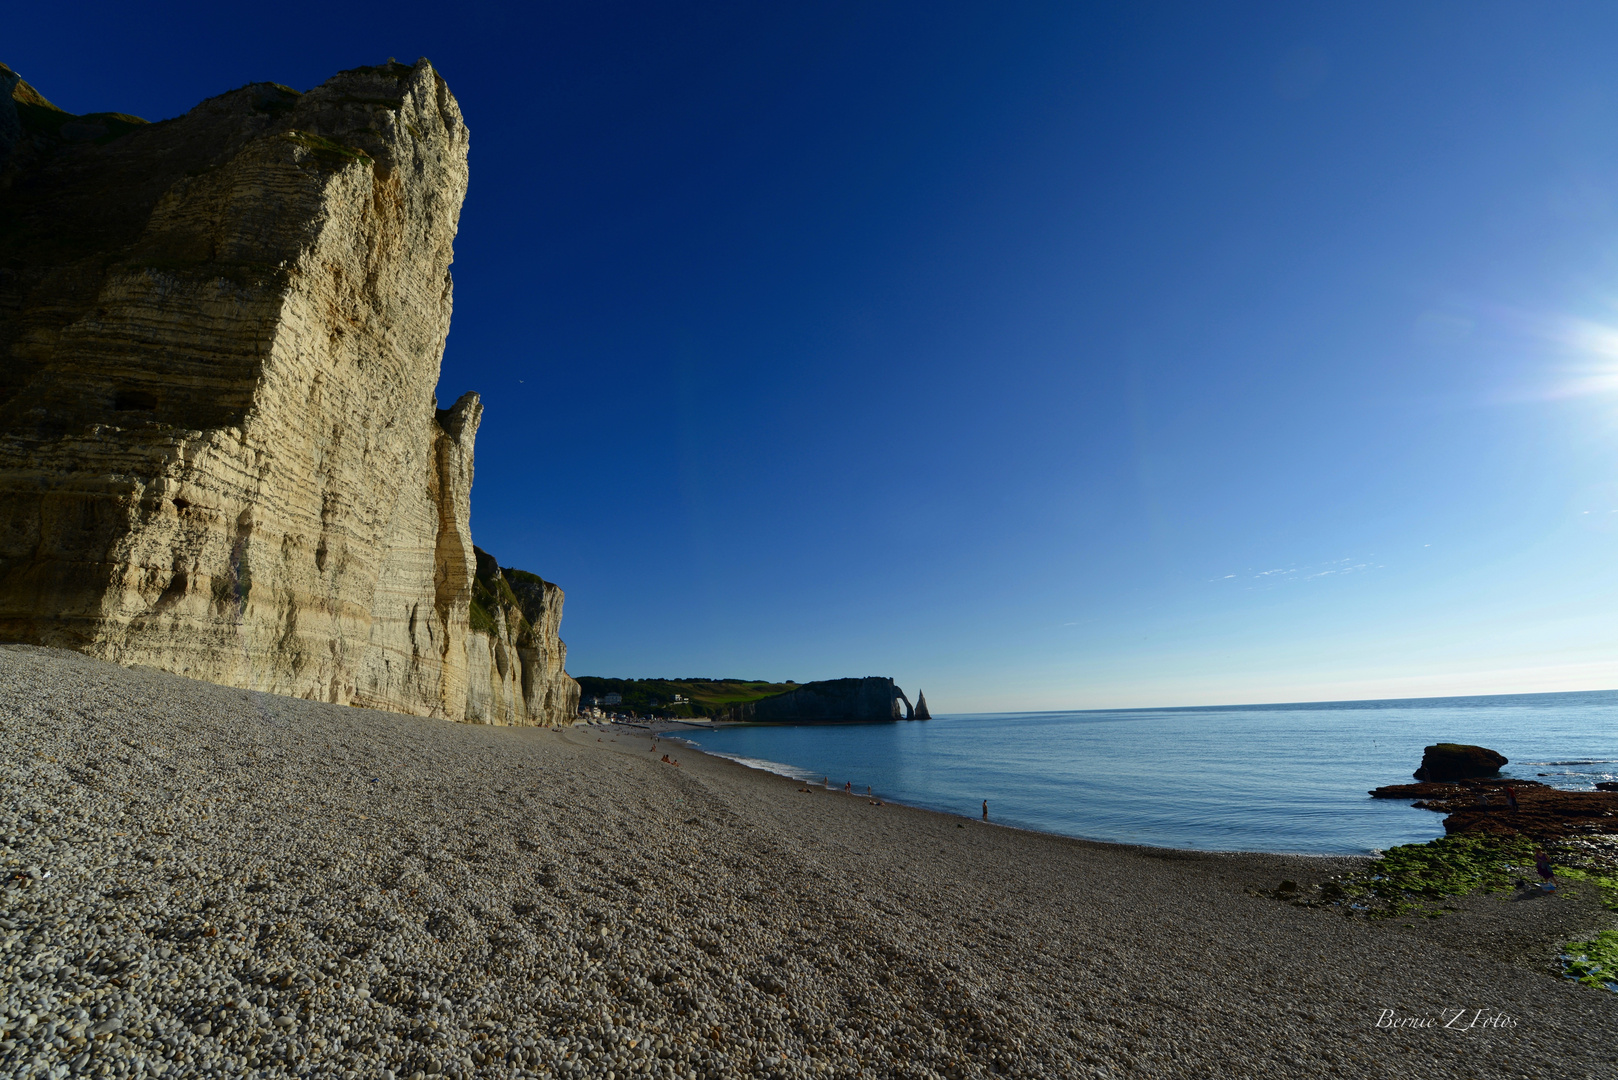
[1210,555,1384,589]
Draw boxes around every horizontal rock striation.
[0,59,577,724]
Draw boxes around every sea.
[674,690,1618,855]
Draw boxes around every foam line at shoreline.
[637,726,1374,858]
[703,753,824,783]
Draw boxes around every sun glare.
[1546,315,1618,399]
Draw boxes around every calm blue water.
[678,691,1618,854]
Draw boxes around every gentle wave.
[706,753,823,783]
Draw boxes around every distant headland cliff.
[0,59,578,724]
[735,677,916,723]
[578,676,921,723]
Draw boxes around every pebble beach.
[1,644,1613,1079]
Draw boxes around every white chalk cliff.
[0,59,579,724]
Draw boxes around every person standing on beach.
[1505,786,1519,812]
[982,799,988,821]
[1534,849,1555,888]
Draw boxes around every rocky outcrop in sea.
[1370,778,1618,842]
[0,59,578,725]
[1412,742,1507,782]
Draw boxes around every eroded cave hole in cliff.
[113,389,158,411]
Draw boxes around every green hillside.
[574,677,797,718]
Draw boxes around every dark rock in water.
[724,677,912,723]
[1597,782,1618,792]
[1369,778,1618,842]
[1370,779,1546,801]
[1413,743,1507,782]
[914,690,931,721]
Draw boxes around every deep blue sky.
[18,3,1618,709]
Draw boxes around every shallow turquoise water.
[677,691,1618,854]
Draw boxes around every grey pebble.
[0,643,1611,1080]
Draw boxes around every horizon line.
[936,684,1618,717]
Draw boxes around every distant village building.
[603,692,622,706]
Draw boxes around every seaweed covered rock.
[1370,778,1618,842]
[1414,743,1507,782]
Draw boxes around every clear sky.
[17,3,1618,710]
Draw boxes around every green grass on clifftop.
[574,677,798,718]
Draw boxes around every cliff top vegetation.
[574,676,799,718]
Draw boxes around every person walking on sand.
[1534,849,1555,889]
[1505,786,1519,812]
[982,799,988,821]
[845,780,852,793]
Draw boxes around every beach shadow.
[1509,886,1559,903]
